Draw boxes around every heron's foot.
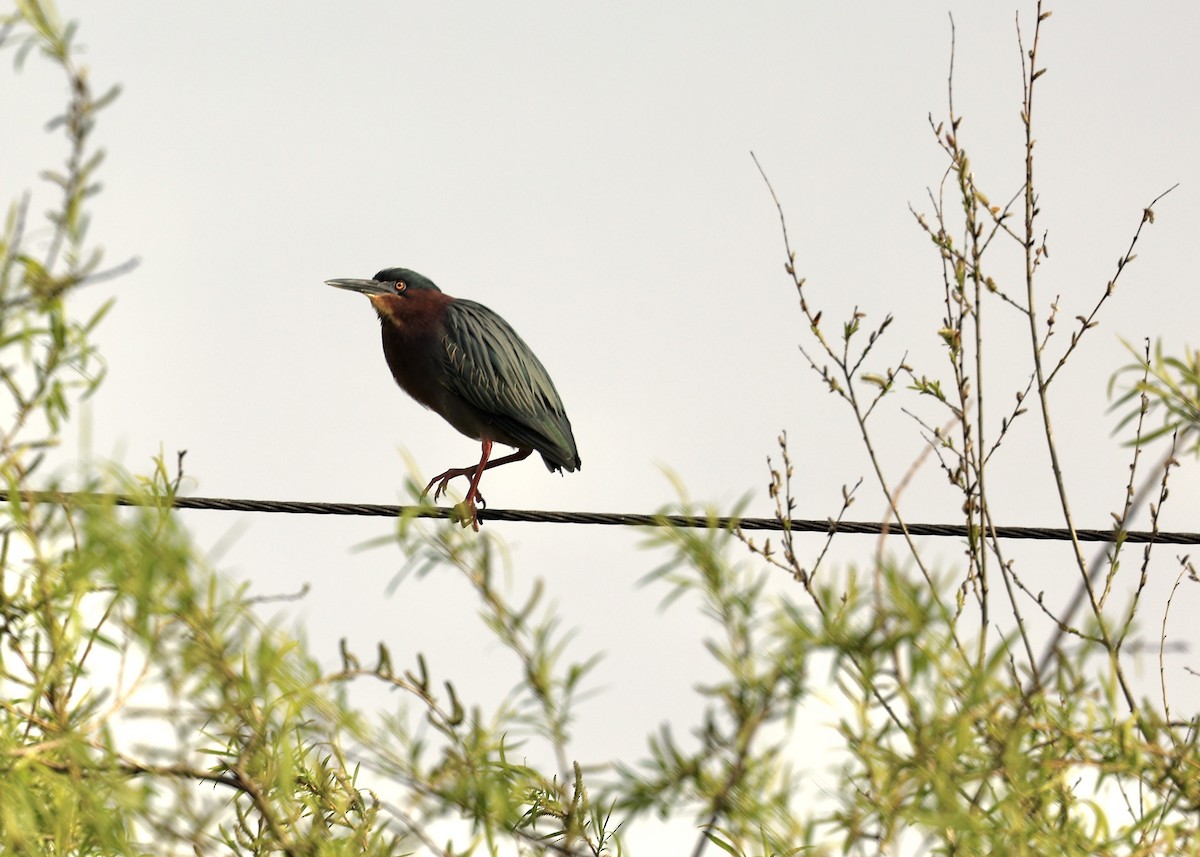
[423,467,474,501]
[422,469,460,501]
[451,499,482,531]
[423,468,486,508]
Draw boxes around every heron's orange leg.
[423,442,534,528]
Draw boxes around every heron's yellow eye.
[395,281,407,294]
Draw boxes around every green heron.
[325,267,580,528]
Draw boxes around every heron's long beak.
[325,278,392,296]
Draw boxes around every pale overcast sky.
[6,2,1200,850]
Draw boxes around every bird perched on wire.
[325,267,580,529]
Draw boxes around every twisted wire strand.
[1,490,1197,544]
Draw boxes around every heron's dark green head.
[374,268,441,292]
[324,267,442,298]
[326,266,453,334]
